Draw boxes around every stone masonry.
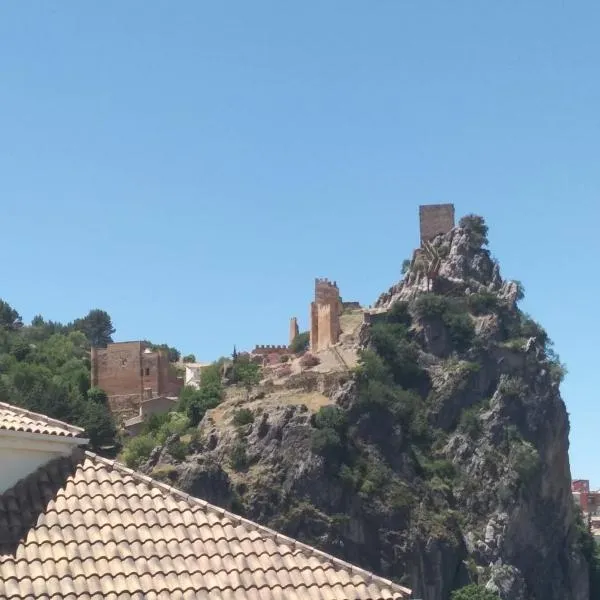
[310,278,341,352]
[289,317,299,345]
[91,341,183,422]
[419,203,455,244]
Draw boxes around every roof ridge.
[0,401,85,435]
[84,451,411,597]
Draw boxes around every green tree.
[401,259,411,275]
[74,309,115,348]
[230,355,261,398]
[182,354,196,363]
[451,584,500,600]
[87,387,108,404]
[459,214,489,248]
[290,331,310,354]
[0,300,22,330]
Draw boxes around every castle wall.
[251,344,288,356]
[419,204,455,243]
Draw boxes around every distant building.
[90,341,183,422]
[184,362,211,389]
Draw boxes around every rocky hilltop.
[139,216,588,600]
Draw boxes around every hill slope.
[136,215,589,600]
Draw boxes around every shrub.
[311,427,343,461]
[459,406,482,438]
[458,214,489,248]
[279,354,290,363]
[230,441,249,471]
[509,439,540,483]
[313,405,347,433]
[401,259,411,275]
[451,584,500,600]
[415,294,475,353]
[276,365,292,378]
[290,331,310,354]
[87,386,108,405]
[122,434,156,468]
[233,408,255,427]
[466,291,499,315]
[300,353,320,368]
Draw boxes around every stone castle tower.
[289,317,299,345]
[310,278,341,352]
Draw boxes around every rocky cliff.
[140,216,588,600]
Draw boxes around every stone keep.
[419,203,455,244]
[310,278,341,352]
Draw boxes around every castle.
[91,341,183,422]
[98,203,456,428]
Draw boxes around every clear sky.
[1,3,599,483]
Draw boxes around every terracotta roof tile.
[0,449,411,599]
[0,403,85,438]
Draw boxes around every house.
[184,362,211,389]
[0,401,412,599]
[123,394,179,436]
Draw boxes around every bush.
[459,406,482,438]
[414,294,474,353]
[311,427,343,461]
[451,584,500,600]
[122,434,156,468]
[290,331,310,354]
[279,354,290,363]
[313,405,347,433]
[300,353,320,368]
[230,441,249,471]
[458,214,489,248]
[466,291,500,315]
[233,408,255,427]
[87,387,108,404]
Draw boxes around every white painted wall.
[0,431,84,494]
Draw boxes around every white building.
[184,361,211,388]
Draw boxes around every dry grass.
[207,389,332,427]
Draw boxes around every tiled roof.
[0,402,85,439]
[0,449,411,600]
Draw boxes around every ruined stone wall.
[419,203,455,243]
[107,393,144,422]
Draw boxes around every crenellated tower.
[310,278,341,352]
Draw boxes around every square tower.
[419,204,455,244]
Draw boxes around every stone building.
[90,341,183,422]
[310,278,342,352]
[419,203,455,244]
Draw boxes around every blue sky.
[1,3,599,483]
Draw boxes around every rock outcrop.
[140,219,587,600]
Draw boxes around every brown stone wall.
[92,341,181,423]
[93,342,144,398]
[140,395,178,419]
[419,204,455,243]
[107,393,144,422]
[252,345,288,356]
[289,317,299,345]
[310,278,341,352]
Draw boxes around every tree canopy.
[73,309,115,348]
[0,301,117,451]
